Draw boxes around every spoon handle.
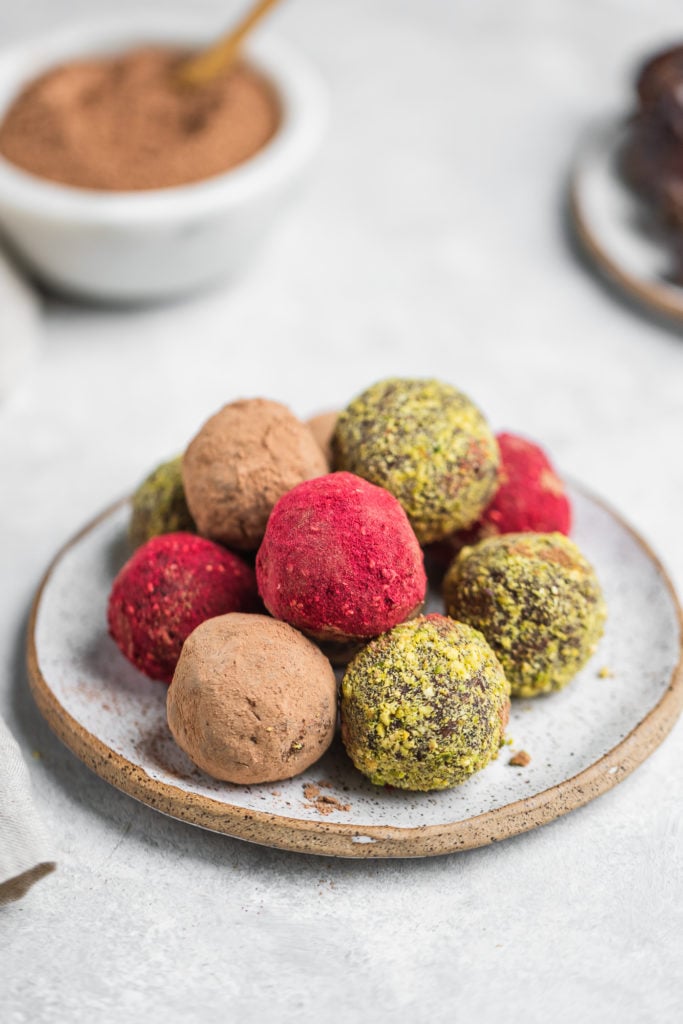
[178,0,284,87]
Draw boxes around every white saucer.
[27,484,683,858]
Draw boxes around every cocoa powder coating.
[183,398,328,550]
[167,613,337,784]
[306,411,338,469]
[0,47,280,191]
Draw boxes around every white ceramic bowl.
[0,16,328,303]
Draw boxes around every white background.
[2,1,683,1021]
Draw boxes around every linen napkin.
[0,245,49,904]
[0,243,41,402]
[0,714,55,905]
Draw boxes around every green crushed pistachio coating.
[129,456,196,549]
[331,378,500,543]
[340,615,510,791]
[443,532,607,698]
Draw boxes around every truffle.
[167,613,337,784]
[619,43,683,251]
[635,43,683,111]
[183,397,327,550]
[256,472,426,650]
[332,378,500,543]
[306,410,338,467]
[423,432,571,583]
[107,532,259,683]
[443,532,606,698]
[340,614,510,791]
[129,455,195,549]
[452,432,571,548]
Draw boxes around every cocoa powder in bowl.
[0,46,280,191]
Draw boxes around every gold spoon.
[177,0,284,87]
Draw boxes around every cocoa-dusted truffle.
[256,472,426,649]
[332,378,500,543]
[443,532,606,698]
[107,532,259,683]
[183,398,327,550]
[306,410,338,467]
[167,613,337,784]
[129,456,195,549]
[340,614,510,791]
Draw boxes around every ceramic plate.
[569,115,683,322]
[27,483,683,858]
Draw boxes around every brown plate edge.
[25,489,683,859]
[568,119,683,324]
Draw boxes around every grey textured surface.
[2,1,683,1021]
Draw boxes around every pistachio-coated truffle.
[332,378,500,543]
[340,614,510,791]
[256,472,426,646]
[183,398,328,550]
[443,533,607,698]
[129,456,195,549]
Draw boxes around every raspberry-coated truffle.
[107,532,259,683]
[129,456,195,549]
[255,472,427,650]
[167,613,337,784]
[424,432,571,582]
[452,432,571,548]
[183,398,327,551]
[331,378,500,543]
[340,615,510,791]
[443,532,606,698]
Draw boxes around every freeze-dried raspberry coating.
[453,432,571,548]
[107,532,259,683]
[256,472,426,641]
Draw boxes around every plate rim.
[26,488,683,859]
[569,114,683,323]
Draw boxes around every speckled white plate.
[570,115,683,322]
[27,483,683,858]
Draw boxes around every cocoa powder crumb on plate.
[509,750,532,767]
[303,782,351,815]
